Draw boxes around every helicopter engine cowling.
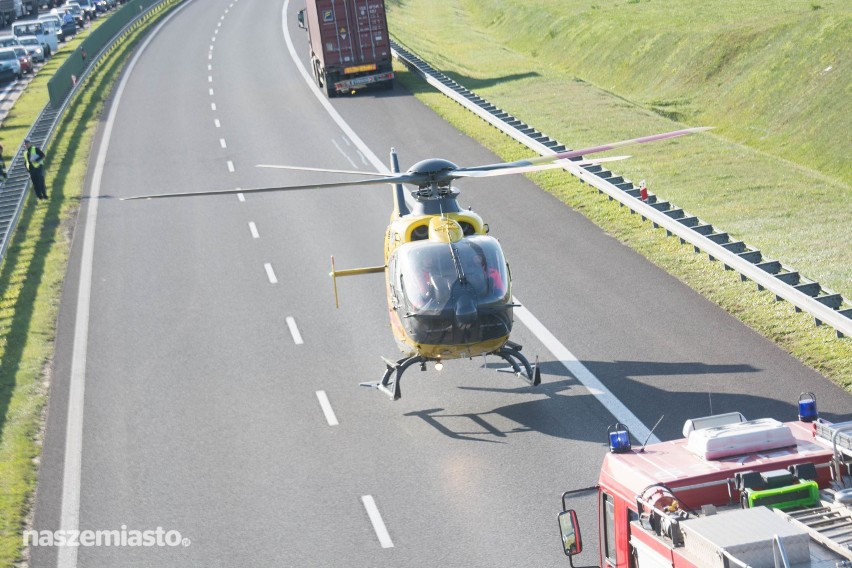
[406,159,459,190]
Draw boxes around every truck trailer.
[559,395,852,567]
[296,0,394,97]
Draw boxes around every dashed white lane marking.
[214,118,221,128]
[227,160,235,172]
[264,263,277,284]
[220,138,227,149]
[208,64,212,71]
[208,75,213,82]
[286,316,304,345]
[211,102,216,111]
[209,88,214,96]
[237,192,245,202]
[315,391,338,426]
[248,222,259,238]
[361,496,394,548]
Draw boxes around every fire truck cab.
[559,395,852,567]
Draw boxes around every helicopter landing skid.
[494,341,542,387]
[360,355,427,401]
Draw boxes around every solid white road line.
[361,496,394,548]
[248,221,259,238]
[513,302,658,444]
[286,316,303,345]
[315,391,338,426]
[264,263,278,284]
[280,0,658,445]
[57,5,193,568]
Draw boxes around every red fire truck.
[558,394,852,567]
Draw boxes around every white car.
[0,47,22,83]
[17,35,44,63]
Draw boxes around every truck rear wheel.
[324,72,337,98]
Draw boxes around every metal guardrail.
[0,0,178,264]
[390,40,852,339]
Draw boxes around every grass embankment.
[0,4,180,564]
[385,0,852,387]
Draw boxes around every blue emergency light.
[608,423,632,453]
[798,392,818,423]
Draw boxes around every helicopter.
[125,127,709,400]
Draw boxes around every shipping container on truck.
[297,0,394,98]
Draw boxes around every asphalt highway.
[30,0,852,567]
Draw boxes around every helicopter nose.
[454,295,478,329]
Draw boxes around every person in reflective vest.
[24,138,48,201]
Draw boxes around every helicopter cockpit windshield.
[393,235,509,312]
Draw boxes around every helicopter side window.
[411,224,429,241]
[459,221,475,236]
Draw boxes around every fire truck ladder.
[777,490,852,560]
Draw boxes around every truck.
[0,0,15,26]
[558,395,852,567]
[296,0,394,98]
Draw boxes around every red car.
[13,46,32,74]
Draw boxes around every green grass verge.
[384,0,851,389]
[387,55,852,392]
[0,4,181,564]
[386,0,851,303]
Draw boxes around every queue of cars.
[0,0,119,85]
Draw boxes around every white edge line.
[361,495,394,548]
[279,0,654,443]
[57,4,194,568]
[315,390,338,426]
[281,0,388,174]
[512,298,658,444]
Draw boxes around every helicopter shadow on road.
[404,358,849,444]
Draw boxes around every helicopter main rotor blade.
[257,164,392,177]
[457,126,712,174]
[121,174,423,201]
[452,155,631,178]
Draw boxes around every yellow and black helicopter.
[126,127,708,400]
